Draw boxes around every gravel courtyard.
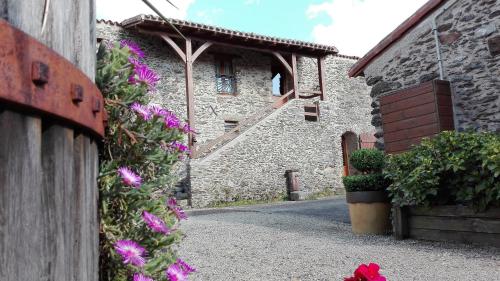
[178,197,500,281]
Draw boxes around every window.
[224,120,239,132]
[215,57,236,94]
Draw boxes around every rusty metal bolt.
[92,97,101,114]
[70,84,84,104]
[31,61,49,86]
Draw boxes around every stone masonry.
[97,21,373,207]
[361,0,500,149]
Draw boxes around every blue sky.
[186,0,329,43]
[97,0,428,56]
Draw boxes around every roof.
[120,15,339,57]
[348,0,447,77]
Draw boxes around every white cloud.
[96,0,195,22]
[307,0,428,57]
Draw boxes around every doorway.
[341,132,359,176]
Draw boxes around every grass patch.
[305,188,336,200]
[207,195,287,208]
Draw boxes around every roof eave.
[121,15,339,56]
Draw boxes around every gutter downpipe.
[432,0,460,80]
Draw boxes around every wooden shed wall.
[380,80,454,154]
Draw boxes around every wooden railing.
[272,90,294,109]
[192,90,295,159]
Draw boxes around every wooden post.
[185,38,195,150]
[291,53,299,99]
[318,56,326,101]
[0,2,99,280]
[393,206,409,240]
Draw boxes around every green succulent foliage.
[385,131,500,211]
[96,42,186,281]
[342,173,390,192]
[349,148,386,173]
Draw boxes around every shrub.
[386,131,500,211]
[342,149,389,192]
[350,148,385,173]
[97,40,194,281]
[343,173,390,192]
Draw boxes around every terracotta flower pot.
[346,191,391,235]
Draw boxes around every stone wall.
[362,0,500,149]
[97,22,374,207]
[190,56,373,207]
[97,23,274,145]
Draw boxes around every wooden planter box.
[393,206,500,247]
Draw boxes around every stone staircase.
[192,91,295,159]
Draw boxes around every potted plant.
[342,149,391,234]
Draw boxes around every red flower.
[344,263,386,281]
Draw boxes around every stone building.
[349,0,499,151]
[97,16,373,207]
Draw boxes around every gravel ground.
[177,198,500,281]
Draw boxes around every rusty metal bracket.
[0,19,105,138]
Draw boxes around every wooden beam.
[192,41,213,63]
[159,33,186,61]
[185,38,195,151]
[291,53,299,99]
[318,56,326,101]
[272,52,293,75]
[136,28,325,58]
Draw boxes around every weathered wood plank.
[380,81,433,105]
[393,207,409,239]
[409,228,500,247]
[291,54,299,99]
[73,134,99,281]
[410,216,500,234]
[0,0,96,78]
[384,123,440,143]
[0,110,43,281]
[41,124,75,280]
[383,112,437,133]
[317,56,326,101]
[380,91,436,115]
[382,102,437,124]
[409,206,500,218]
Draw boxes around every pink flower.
[181,123,196,134]
[164,112,181,129]
[114,240,146,267]
[142,211,170,234]
[166,259,195,281]
[129,63,160,91]
[167,197,188,221]
[128,57,142,68]
[133,273,154,281]
[170,141,190,153]
[118,167,142,188]
[120,39,145,58]
[131,102,152,120]
[148,105,169,117]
